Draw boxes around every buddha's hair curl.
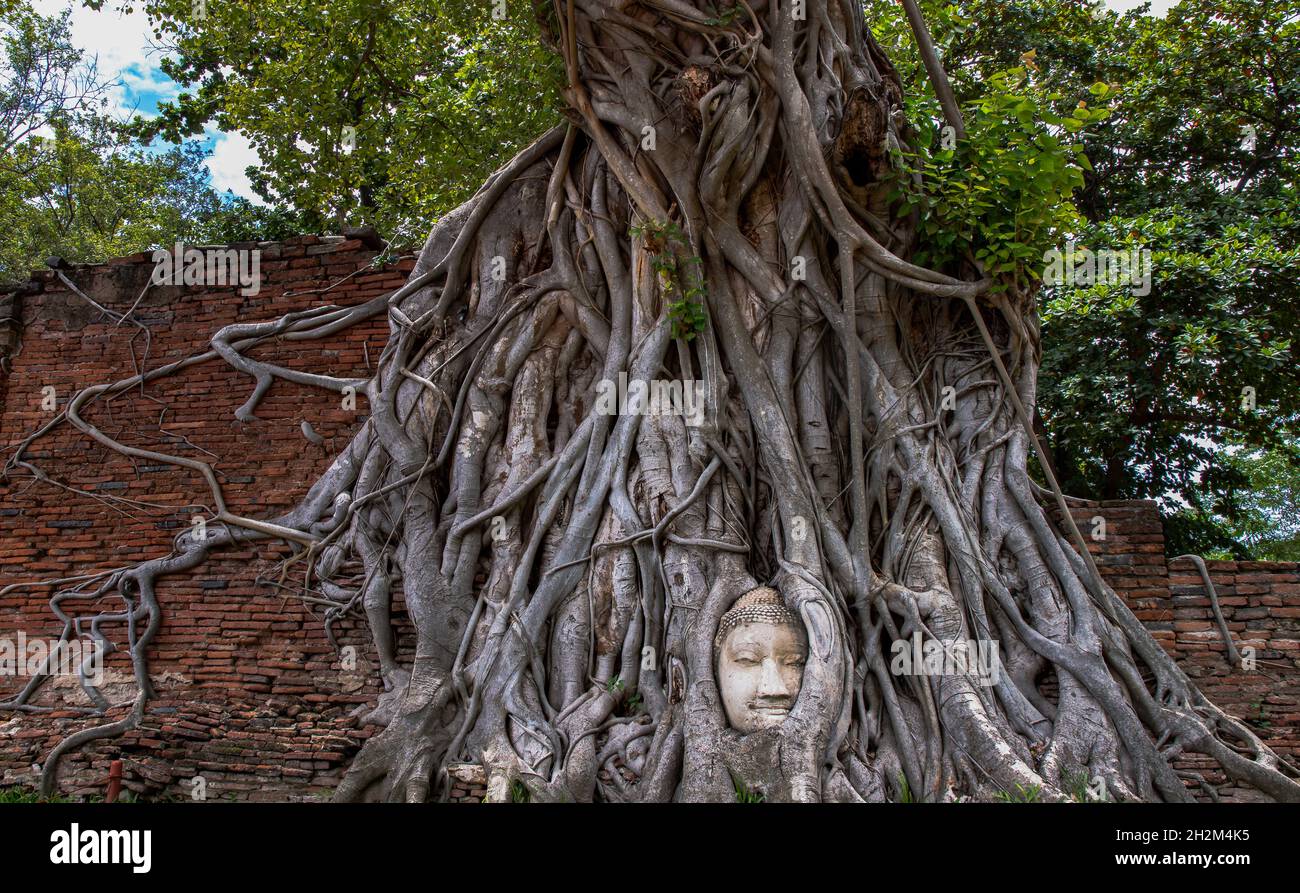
[713,587,804,656]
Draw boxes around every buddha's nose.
[757,657,789,697]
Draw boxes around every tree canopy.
[0,1,299,281]
[122,0,562,244]
[874,0,1300,557]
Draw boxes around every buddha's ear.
[800,600,834,662]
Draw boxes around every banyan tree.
[9,0,1300,803]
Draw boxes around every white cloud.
[29,1,265,202]
[205,126,266,205]
[31,0,165,118]
[32,0,155,73]
[1104,0,1177,16]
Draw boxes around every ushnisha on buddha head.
[714,587,808,733]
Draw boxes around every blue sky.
[33,0,1177,205]
[32,0,263,202]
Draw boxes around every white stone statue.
[714,587,807,733]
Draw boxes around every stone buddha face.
[714,588,807,733]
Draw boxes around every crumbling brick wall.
[1160,558,1299,800]
[0,237,408,801]
[1061,504,1299,801]
[0,244,1296,802]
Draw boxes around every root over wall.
[0,241,1294,802]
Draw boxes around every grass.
[994,783,1043,803]
[1063,769,1092,802]
[0,786,72,803]
[729,771,765,803]
[895,772,914,804]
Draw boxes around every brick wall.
[1161,558,1300,800]
[1061,504,1300,800]
[0,238,408,801]
[0,244,1296,802]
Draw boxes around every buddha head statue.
[713,587,808,733]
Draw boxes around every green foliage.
[0,785,82,805]
[889,69,1110,290]
[631,219,708,340]
[0,1,105,149]
[0,1,300,279]
[729,771,764,804]
[8,0,1298,557]
[704,3,743,28]
[1033,0,1300,552]
[605,673,644,716]
[0,785,43,803]
[0,119,302,280]
[669,292,709,341]
[1063,769,1097,802]
[119,0,564,240]
[1041,198,1300,547]
[895,771,914,804]
[510,779,531,803]
[880,0,1300,556]
[994,782,1042,803]
[1174,439,1300,560]
[1228,444,1300,560]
